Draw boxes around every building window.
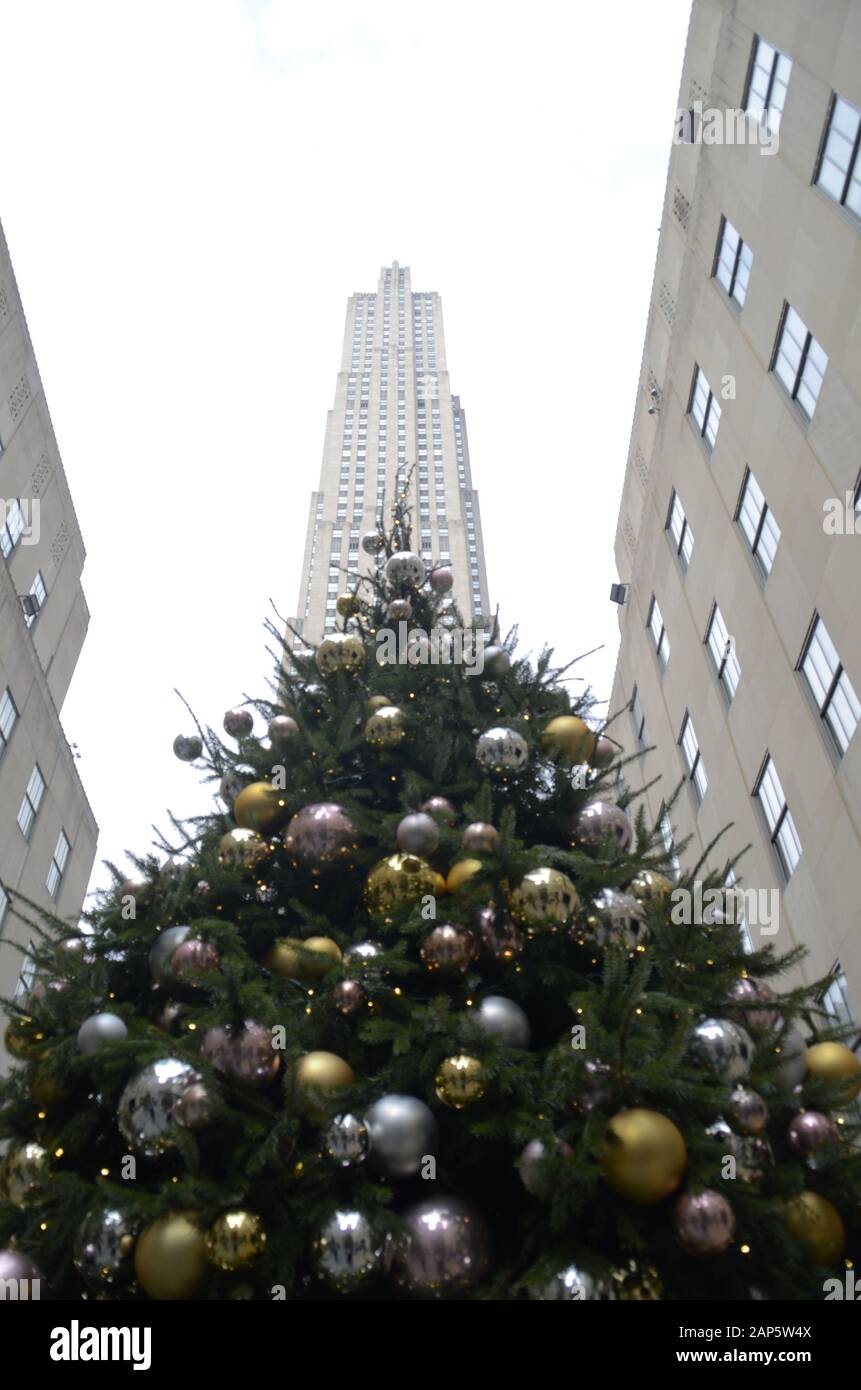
[713,217,753,307]
[630,685,649,749]
[815,94,861,219]
[744,35,792,134]
[820,965,859,1041]
[25,571,46,629]
[705,603,741,701]
[17,765,46,839]
[0,687,18,759]
[679,712,708,803]
[666,489,694,569]
[772,304,828,420]
[0,499,25,558]
[754,755,801,878]
[47,830,71,899]
[689,366,721,450]
[659,805,681,880]
[798,615,860,754]
[736,467,780,577]
[647,596,670,669]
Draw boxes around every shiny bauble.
[475,726,529,774]
[331,978,368,1014]
[483,645,511,677]
[218,770,245,806]
[541,714,596,763]
[365,1094,438,1178]
[206,1211,266,1270]
[430,566,453,593]
[223,707,253,739]
[601,1108,687,1204]
[344,940,385,970]
[628,870,673,901]
[787,1110,839,1160]
[572,799,633,852]
[284,802,359,872]
[202,1021,280,1089]
[58,932,95,962]
[773,1023,808,1089]
[805,1041,861,1102]
[477,905,526,960]
[729,976,781,1033]
[74,1207,138,1286]
[689,1018,755,1081]
[570,1058,614,1116]
[314,1209,384,1290]
[173,734,202,761]
[134,1212,208,1300]
[0,1142,50,1206]
[785,1192,845,1265]
[364,853,440,924]
[291,1052,355,1119]
[392,1197,490,1295]
[611,1259,664,1300]
[218,827,269,867]
[364,705,406,746]
[706,1119,772,1183]
[673,1190,735,1255]
[396,811,440,856]
[264,936,342,982]
[77,1012,128,1055]
[174,1082,216,1130]
[518,1136,573,1196]
[475,995,530,1048]
[233,782,286,833]
[385,550,425,587]
[268,714,299,747]
[0,1250,44,1289]
[446,858,482,893]
[148,925,191,987]
[170,938,220,982]
[299,682,327,719]
[4,1014,48,1059]
[591,736,616,769]
[529,1263,617,1301]
[336,592,359,618]
[461,822,498,855]
[324,1113,369,1167]
[117,1057,203,1155]
[421,795,457,823]
[728,1085,769,1136]
[367,694,395,714]
[386,598,412,621]
[435,1054,486,1108]
[420,924,477,974]
[316,631,365,676]
[508,867,579,933]
[583,887,648,952]
[361,530,385,555]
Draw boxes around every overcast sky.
[0,0,690,898]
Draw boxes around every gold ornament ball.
[364,854,441,924]
[233,782,287,833]
[364,705,406,747]
[31,1065,68,1106]
[264,936,342,982]
[600,1108,687,1205]
[218,827,269,867]
[135,1212,209,1300]
[435,1054,487,1109]
[540,715,596,763]
[4,1014,48,1060]
[293,1050,355,1097]
[508,867,579,933]
[446,859,483,893]
[316,631,365,676]
[336,593,359,618]
[367,694,394,714]
[785,1191,845,1265]
[206,1210,267,1271]
[0,1141,51,1207]
[629,870,673,902]
[805,1041,861,1103]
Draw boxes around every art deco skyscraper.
[609,0,861,1014]
[289,263,490,648]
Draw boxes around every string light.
[100,1167,109,1177]
[54,1147,64,1158]
[740,1244,751,1255]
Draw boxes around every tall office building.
[289,263,490,648]
[0,218,97,1060]
[609,0,861,1016]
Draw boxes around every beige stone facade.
[289,263,490,649]
[609,0,861,1018]
[0,218,97,1055]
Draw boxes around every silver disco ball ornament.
[476,726,529,774]
[360,530,385,555]
[583,887,648,953]
[706,1118,773,1184]
[324,1113,369,1168]
[391,1197,490,1295]
[117,1057,202,1157]
[690,1017,755,1081]
[529,1263,617,1300]
[572,800,634,852]
[385,551,425,588]
[314,1209,384,1290]
[74,1207,138,1287]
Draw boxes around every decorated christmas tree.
[1,498,860,1302]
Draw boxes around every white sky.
[0,0,690,897]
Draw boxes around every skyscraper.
[609,0,861,1017]
[289,263,490,648]
[0,218,97,1057]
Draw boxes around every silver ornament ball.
[364,1094,438,1179]
[385,550,426,588]
[690,1017,755,1082]
[173,734,202,762]
[529,1263,617,1301]
[475,995,530,1048]
[324,1113,369,1167]
[117,1057,203,1157]
[74,1207,138,1286]
[314,1209,384,1290]
[476,726,529,774]
[396,812,440,856]
[148,925,191,987]
[77,1012,128,1055]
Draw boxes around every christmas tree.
[1,499,860,1302]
